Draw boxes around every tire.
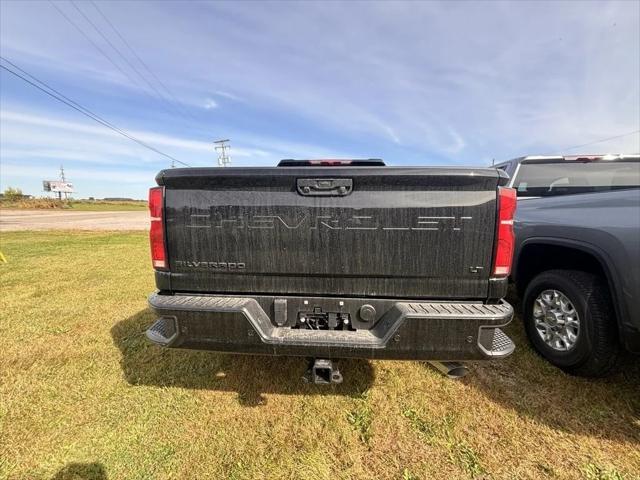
[522,269,619,377]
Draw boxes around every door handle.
[297,178,353,196]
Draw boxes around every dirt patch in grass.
[1,231,638,479]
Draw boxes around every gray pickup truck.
[495,154,640,376]
[145,159,516,382]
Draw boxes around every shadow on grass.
[111,309,374,406]
[51,462,106,480]
[462,295,640,444]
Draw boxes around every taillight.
[492,187,517,277]
[148,187,166,270]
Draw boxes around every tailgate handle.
[297,178,353,196]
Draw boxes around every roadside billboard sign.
[43,180,74,193]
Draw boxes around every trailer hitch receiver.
[303,358,343,384]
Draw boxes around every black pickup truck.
[145,160,516,382]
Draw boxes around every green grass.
[346,391,374,446]
[1,231,639,479]
[66,201,147,211]
[0,199,147,211]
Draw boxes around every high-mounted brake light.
[277,159,386,167]
[309,159,353,166]
[148,186,166,270]
[563,155,603,162]
[492,187,517,277]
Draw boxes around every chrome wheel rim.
[533,289,580,351]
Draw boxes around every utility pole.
[214,139,231,167]
[59,165,66,200]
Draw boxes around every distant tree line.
[1,187,31,200]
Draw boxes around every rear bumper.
[147,293,515,361]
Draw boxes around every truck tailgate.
[158,167,503,299]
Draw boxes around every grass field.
[66,201,147,212]
[0,199,147,211]
[1,231,638,480]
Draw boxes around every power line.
[559,129,640,153]
[89,0,199,123]
[69,0,185,122]
[50,0,190,126]
[0,58,191,167]
[70,1,152,90]
[2,56,122,133]
[48,1,137,88]
[1,61,190,167]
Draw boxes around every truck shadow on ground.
[111,310,374,406]
[51,462,106,479]
[461,300,640,444]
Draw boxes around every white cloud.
[214,90,242,102]
[203,98,218,110]
[1,163,153,185]
[1,0,638,198]
[0,107,357,169]
[162,1,637,159]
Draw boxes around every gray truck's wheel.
[523,269,619,377]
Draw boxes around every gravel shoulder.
[0,209,148,231]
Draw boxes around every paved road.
[0,209,148,231]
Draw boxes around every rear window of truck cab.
[514,159,640,197]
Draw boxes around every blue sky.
[1,0,639,199]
